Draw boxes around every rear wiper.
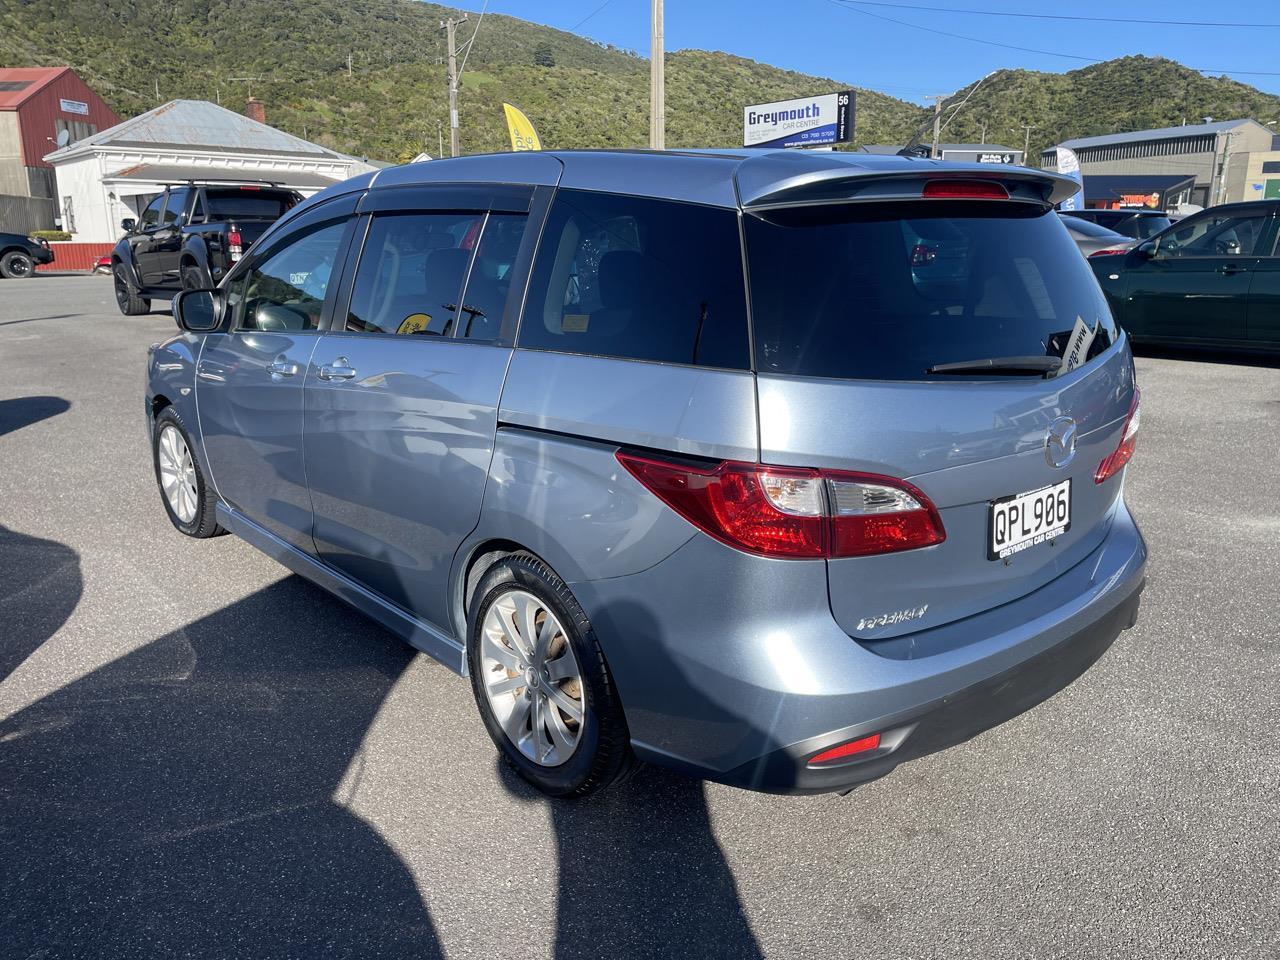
[926,356,1063,376]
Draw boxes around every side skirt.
[216,503,467,675]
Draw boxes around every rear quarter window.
[520,189,750,369]
[745,202,1118,381]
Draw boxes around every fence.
[0,194,57,235]
[34,242,116,273]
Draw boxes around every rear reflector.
[615,453,945,560]
[809,733,881,766]
[922,179,1009,200]
[1095,387,1140,484]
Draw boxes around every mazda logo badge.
[1045,417,1077,469]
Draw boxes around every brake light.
[239,185,261,191]
[227,230,242,247]
[922,179,1009,200]
[1095,388,1140,484]
[615,452,945,559]
[809,733,881,766]
[1088,245,1130,258]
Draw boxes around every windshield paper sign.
[744,91,853,148]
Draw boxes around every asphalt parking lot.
[1,274,1278,959]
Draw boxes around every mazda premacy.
[149,149,1146,797]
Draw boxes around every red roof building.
[0,66,120,231]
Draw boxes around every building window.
[54,118,98,146]
[62,196,76,234]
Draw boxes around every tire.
[468,553,634,797]
[113,263,150,315]
[0,250,34,279]
[181,264,209,290]
[151,407,223,538]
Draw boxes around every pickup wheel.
[0,250,34,279]
[113,264,150,315]
[181,264,210,291]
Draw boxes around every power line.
[567,0,615,33]
[826,0,1280,77]
[834,0,1280,29]
[456,0,488,80]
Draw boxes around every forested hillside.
[0,0,920,159]
[3,0,1279,163]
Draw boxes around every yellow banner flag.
[503,102,543,152]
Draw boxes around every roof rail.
[162,177,289,188]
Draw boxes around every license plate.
[988,479,1071,560]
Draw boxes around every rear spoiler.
[735,152,1079,211]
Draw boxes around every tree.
[534,43,555,68]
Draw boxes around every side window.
[235,219,347,332]
[161,188,191,226]
[1160,213,1269,257]
[458,214,528,339]
[520,190,749,369]
[191,192,207,223]
[346,212,483,336]
[138,194,165,230]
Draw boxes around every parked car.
[149,152,1147,797]
[1058,214,1135,258]
[0,231,53,278]
[92,253,112,275]
[1062,208,1173,240]
[112,181,300,315]
[1089,199,1280,352]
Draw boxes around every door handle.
[1219,263,1245,275]
[269,357,300,379]
[317,357,357,381]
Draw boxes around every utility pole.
[1215,131,1235,206]
[927,95,946,158]
[442,15,467,158]
[1018,123,1037,162]
[347,53,353,78]
[979,121,987,144]
[650,0,665,149]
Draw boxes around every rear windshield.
[745,203,1117,381]
[202,188,297,220]
[1127,213,1172,239]
[1061,215,1126,239]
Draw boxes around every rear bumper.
[571,499,1147,795]
[723,577,1142,793]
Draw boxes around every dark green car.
[1088,200,1280,352]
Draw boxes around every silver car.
[148,150,1146,797]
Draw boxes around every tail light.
[615,452,945,560]
[922,179,1009,200]
[227,230,242,247]
[1095,388,1140,484]
[1088,245,1130,258]
[808,733,881,766]
[227,227,243,262]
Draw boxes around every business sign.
[744,91,853,149]
[59,98,89,116]
[1053,146,1084,212]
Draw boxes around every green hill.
[0,0,921,160]
[935,56,1280,160]
[4,1,1280,165]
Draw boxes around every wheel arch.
[454,538,555,642]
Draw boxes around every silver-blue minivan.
[149,150,1146,797]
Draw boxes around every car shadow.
[500,763,764,960]
[0,575,444,959]
[1132,342,1280,369]
[0,395,71,437]
[0,525,82,682]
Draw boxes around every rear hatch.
[742,170,1136,644]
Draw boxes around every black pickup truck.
[0,230,54,278]
[111,181,300,315]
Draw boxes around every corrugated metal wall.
[17,71,121,168]
[0,194,55,233]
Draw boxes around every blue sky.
[446,0,1280,103]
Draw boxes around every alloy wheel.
[114,268,130,310]
[7,254,32,278]
[479,589,585,767]
[157,424,198,524]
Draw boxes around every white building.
[42,99,376,242]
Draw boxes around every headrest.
[597,250,646,310]
[422,247,472,307]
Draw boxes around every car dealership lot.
[2,275,1277,959]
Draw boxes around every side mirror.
[172,288,224,333]
[121,218,136,233]
[1136,240,1157,259]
